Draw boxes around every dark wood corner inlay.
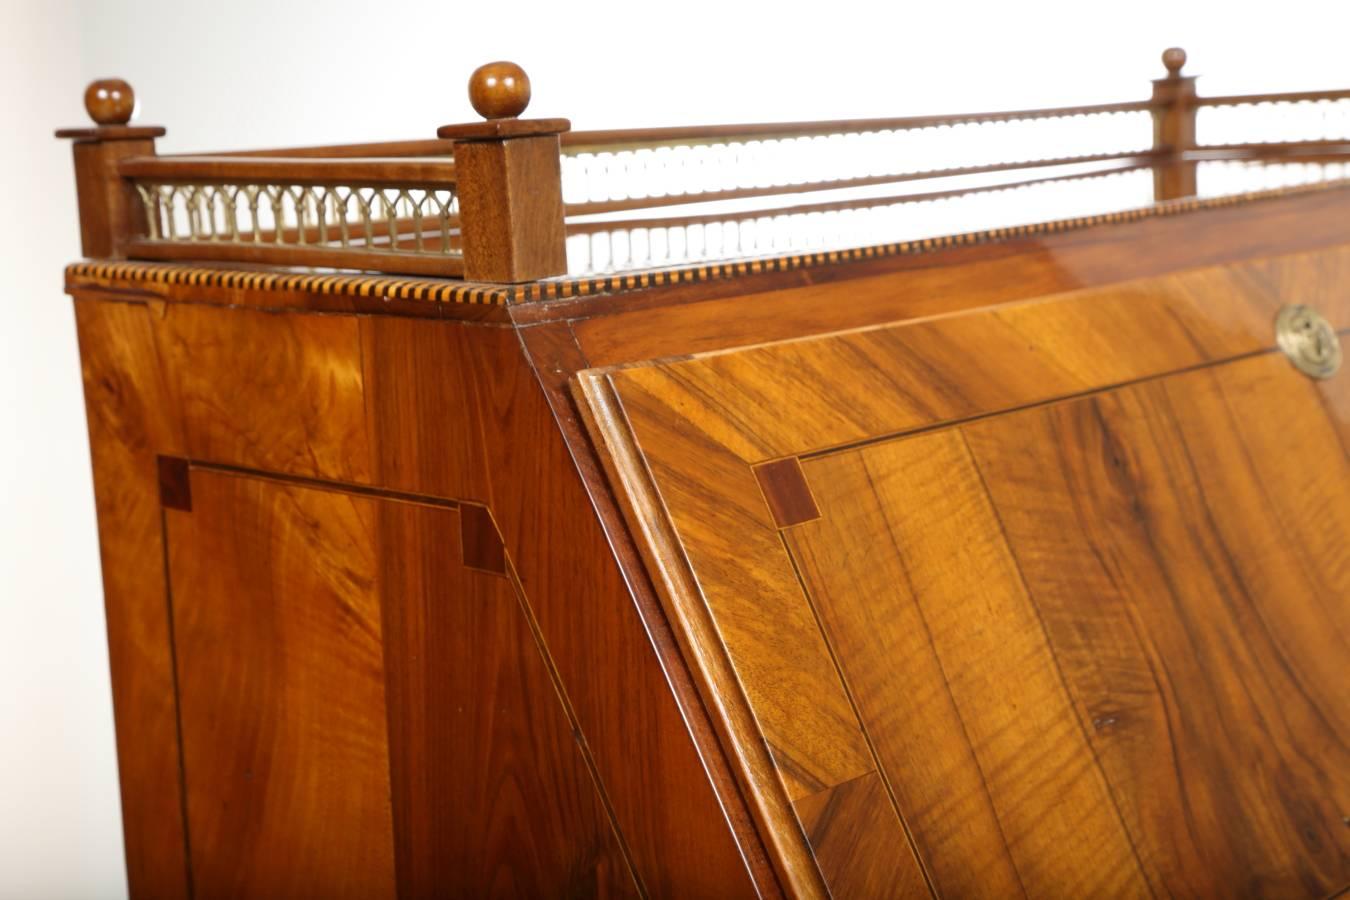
[460,504,507,575]
[754,458,821,530]
[157,456,192,511]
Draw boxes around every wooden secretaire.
[58,53,1348,898]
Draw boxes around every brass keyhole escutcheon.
[1276,305,1342,380]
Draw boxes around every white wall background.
[1,0,1345,896]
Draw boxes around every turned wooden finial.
[1161,47,1187,79]
[468,61,531,120]
[85,78,136,125]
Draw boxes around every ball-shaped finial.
[1162,47,1187,77]
[85,78,135,125]
[468,61,531,120]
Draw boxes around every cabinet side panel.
[156,305,371,483]
[165,471,397,900]
[378,499,639,898]
[362,318,765,899]
[73,298,191,900]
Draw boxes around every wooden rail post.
[438,62,570,283]
[1151,47,1198,201]
[56,79,164,259]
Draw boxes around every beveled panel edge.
[570,370,831,900]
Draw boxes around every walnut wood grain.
[375,495,637,897]
[70,293,763,896]
[592,250,1350,464]
[575,244,1350,896]
[790,435,1151,897]
[59,58,1350,900]
[69,138,157,258]
[73,298,191,899]
[360,317,765,898]
[753,457,820,529]
[166,470,398,899]
[792,773,931,899]
[575,374,826,898]
[515,322,788,897]
[156,304,372,482]
[961,354,1350,896]
[606,403,875,804]
[164,464,640,898]
[566,196,1350,365]
[452,135,567,282]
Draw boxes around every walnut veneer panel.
[567,194,1350,366]
[576,247,1350,897]
[74,301,191,898]
[375,497,637,898]
[166,470,398,899]
[71,292,765,897]
[359,317,766,899]
[158,305,371,482]
[790,353,1350,896]
[789,436,1152,897]
[166,468,635,898]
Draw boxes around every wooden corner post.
[1151,47,1198,201]
[439,62,570,283]
[56,79,164,259]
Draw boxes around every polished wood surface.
[67,294,769,897]
[565,192,1350,363]
[117,154,459,187]
[158,305,370,482]
[359,317,769,898]
[468,61,532,120]
[167,470,398,899]
[74,300,190,899]
[575,245,1350,896]
[958,355,1349,895]
[84,78,135,125]
[165,465,639,898]
[784,352,1350,896]
[56,57,1350,897]
[790,436,1150,897]
[69,137,158,259]
[452,134,568,282]
[373,489,634,897]
[792,772,929,899]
